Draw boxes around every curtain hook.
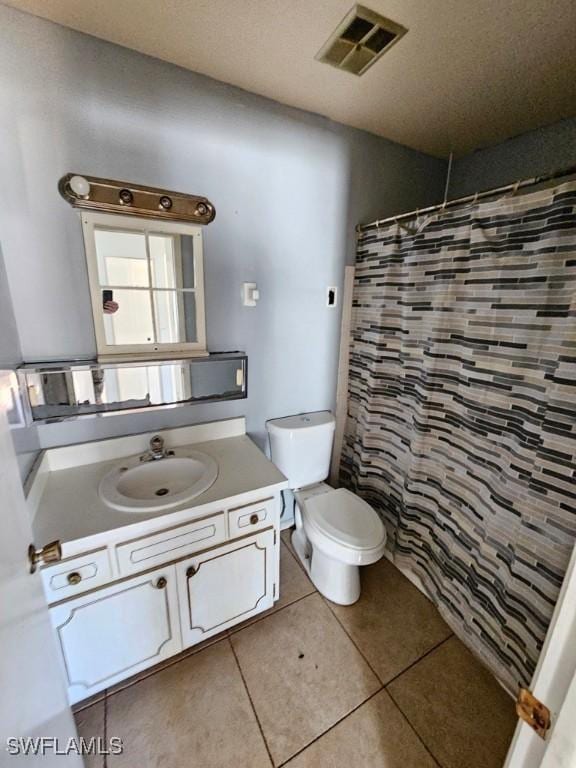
[512,180,521,195]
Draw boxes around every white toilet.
[266,411,386,605]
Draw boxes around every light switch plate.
[242,282,259,307]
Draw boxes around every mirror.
[19,354,246,422]
[83,213,206,359]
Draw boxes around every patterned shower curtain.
[341,180,576,692]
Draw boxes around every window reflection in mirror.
[0,370,27,428]
[83,213,206,358]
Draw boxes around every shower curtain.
[341,180,576,691]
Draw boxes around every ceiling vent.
[316,5,407,76]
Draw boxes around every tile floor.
[75,532,517,767]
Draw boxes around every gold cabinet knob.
[155,576,167,589]
[67,571,82,586]
[28,540,62,574]
[186,565,197,578]
[250,514,259,525]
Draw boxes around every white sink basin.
[99,451,218,513]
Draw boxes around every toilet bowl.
[266,411,386,605]
[292,483,386,605]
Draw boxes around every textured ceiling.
[4,0,576,158]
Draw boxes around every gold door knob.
[250,514,259,525]
[155,576,167,589]
[186,565,197,578]
[67,571,82,586]
[28,540,62,574]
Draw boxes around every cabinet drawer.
[41,549,112,603]
[228,498,274,538]
[116,513,226,577]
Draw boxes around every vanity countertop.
[30,425,288,557]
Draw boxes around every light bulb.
[69,175,90,198]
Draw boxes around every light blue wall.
[0,4,446,463]
[451,117,576,197]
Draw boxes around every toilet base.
[291,529,361,606]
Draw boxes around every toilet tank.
[266,411,336,489]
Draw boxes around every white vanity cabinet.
[177,528,276,647]
[44,496,281,704]
[31,423,288,705]
[50,566,181,704]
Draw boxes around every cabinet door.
[50,566,181,705]
[177,529,276,647]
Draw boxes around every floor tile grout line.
[72,693,106,715]
[320,596,385,684]
[280,532,310,577]
[323,591,454,691]
[280,537,298,562]
[285,530,452,686]
[77,552,449,768]
[89,625,450,767]
[98,557,317,704]
[227,636,275,768]
[276,686,384,768]
[100,593,316,705]
[386,685,444,768]
[227,589,317,636]
[383,632,454,688]
[103,634,228,702]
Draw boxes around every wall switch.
[326,286,338,307]
[242,282,260,307]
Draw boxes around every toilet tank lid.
[266,411,335,434]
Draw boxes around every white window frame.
[81,211,207,360]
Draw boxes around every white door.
[0,407,82,765]
[51,565,182,705]
[504,541,576,768]
[177,529,275,646]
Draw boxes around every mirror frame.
[81,211,207,361]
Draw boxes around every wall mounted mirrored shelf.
[15,353,247,424]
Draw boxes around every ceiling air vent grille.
[316,5,407,76]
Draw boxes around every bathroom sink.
[98,451,218,513]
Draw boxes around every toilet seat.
[300,487,386,566]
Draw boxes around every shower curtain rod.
[357,162,576,233]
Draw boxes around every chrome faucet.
[140,435,170,462]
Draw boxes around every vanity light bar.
[58,174,216,225]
